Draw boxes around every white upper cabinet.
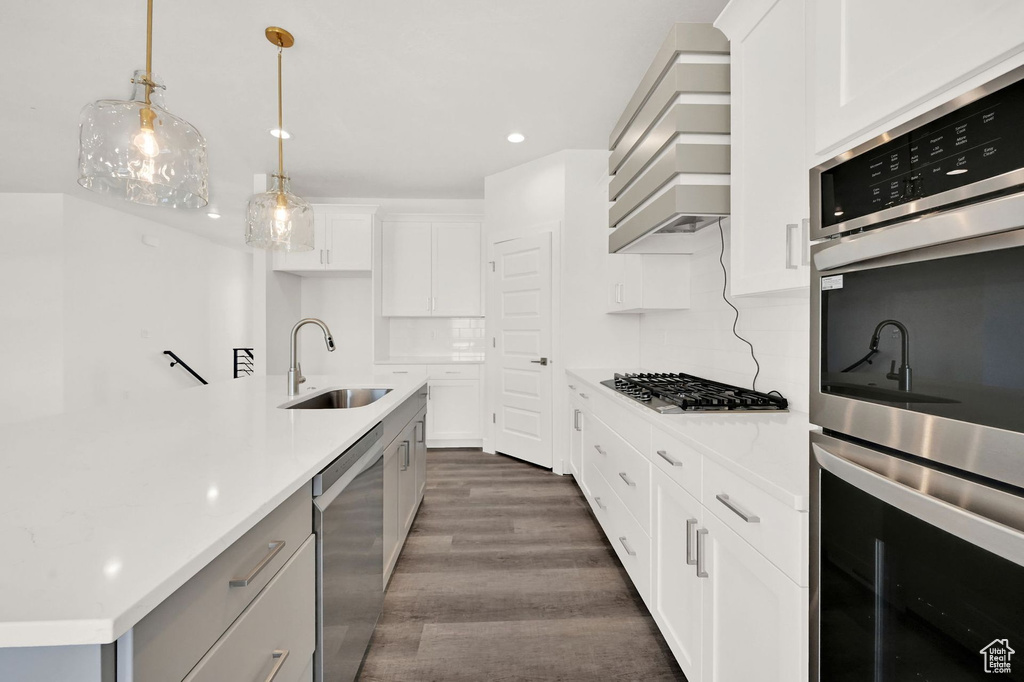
[810,0,1024,158]
[606,254,691,314]
[382,221,433,316]
[717,0,811,296]
[273,206,374,275]
[432,222,482,316]
[381,218,482,317]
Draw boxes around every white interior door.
[493,234,553,468]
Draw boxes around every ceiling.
[2,0,727,247]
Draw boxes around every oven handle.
[813,438,1024,568]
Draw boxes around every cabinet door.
[398,436,417,538]
[725,0,810,296]
[383,438,401,583]
[605,253,641,312]
[382,222,433,316]
[811,0,1024,156]
[426,380,482,443]
[414,415,427,501]
[652,471,704,682]
[700,511,806,682]
[272,212,327,272]
[324,213,372,272]
[431,222,482,316]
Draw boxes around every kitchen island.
[0,372,427,680]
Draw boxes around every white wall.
[0,194,65,424]
[298,276,375,379]
[639,220,810,413]
[0,194,253,426]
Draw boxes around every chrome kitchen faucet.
[288,318,336,396]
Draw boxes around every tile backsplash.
[389,317,486,360]
[639,223,810,413]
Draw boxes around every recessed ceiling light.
[507,132,525,144]
[270,128,291,139]
[207,211,221,219]
[947,168,968,175]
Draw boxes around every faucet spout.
[288,318,336,396]
[871,319,912,392]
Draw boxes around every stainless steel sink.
[284,388,392,410]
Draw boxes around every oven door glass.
[820,469,1024,680]
[820,243,1024,432]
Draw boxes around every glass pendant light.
[78,0,209,208]
[245,27,314,252]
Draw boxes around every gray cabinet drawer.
[184,535,315,682]
[132,485,311,682]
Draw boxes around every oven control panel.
[818,74,1024,232]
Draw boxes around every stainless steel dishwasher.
[313,422,385,682]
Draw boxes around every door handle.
[656,449,682,467]
[685,518,698,565]
[696,528,709,578]
[618,536,637,557]
[716,493,760,523]
[229,540,286,587]
[264,649,290,682]
[786,223,799,270]
[530,358,548,365]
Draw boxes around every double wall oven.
[809,66,1024,680]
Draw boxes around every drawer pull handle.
[445,371,459,374]
[568,384,576,390]
[657,449,682,467]
[618,536,637,557]
[716,493,760,523]
[685,518,698,565]
[594,495,607,510]
[618,472,636,487]
[594,445,607,455]
[393,371,409,374]
[264,649,290,682]
[580,393,589,399]
[696,528,708,578]
[230,540,286,587]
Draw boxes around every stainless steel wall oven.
[809,65,1024,681]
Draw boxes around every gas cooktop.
[601,372,788,414]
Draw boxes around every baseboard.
[426,439,483,449]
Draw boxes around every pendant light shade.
[246,27,314,252]
[78,1,208,208]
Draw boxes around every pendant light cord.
[277,46,284,178]
[144,0,154,106]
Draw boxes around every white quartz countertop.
[0,373,427,649]
[567,369,812,511]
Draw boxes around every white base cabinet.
[384,403,428,584]
[377,364,483,448]
[568,378,808,682]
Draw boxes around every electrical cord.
[716,217,763,392]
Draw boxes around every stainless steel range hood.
[608,24,731,254]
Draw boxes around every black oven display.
[820,471,1024,681]
[819,244,1024,433]
[820,77,1024,229]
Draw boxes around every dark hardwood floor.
[358,449,685,682]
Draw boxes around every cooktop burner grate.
[600,372,788,414]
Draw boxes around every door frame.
[483,222,563,473]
